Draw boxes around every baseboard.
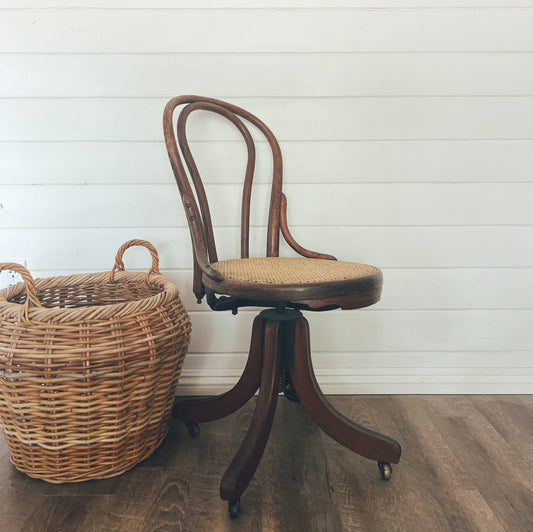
[176,367,533,395]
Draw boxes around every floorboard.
[0,395,532,532]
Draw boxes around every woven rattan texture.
[0,270,191,483]
[211,257,377,285]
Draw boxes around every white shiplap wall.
[1,1,532,394]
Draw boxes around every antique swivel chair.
[163,95,401,519]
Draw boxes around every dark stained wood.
[295,291,382,310]
[219,319,282,502]
[279,193,337,261]
[162,96,397,516]
[163,95,383,311]
[163,98,221,297]
[177,100,258,262]
[0,396,532,531]
[290,316,401,464]
[201,268,383,306]
[172,308,400,516]
[176,102,221,264]
[160,96,533,525]
[163,95,284,281]
[192,255,205,303]
[172,315,263,424]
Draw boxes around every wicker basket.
[0,239,191,483]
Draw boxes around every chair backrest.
[163,95,284,299]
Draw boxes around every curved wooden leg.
[290,317,401,464]
[220,320,282,501]
[172,315,263,424]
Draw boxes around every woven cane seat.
[211,257,376,284]
[204,257,383,309]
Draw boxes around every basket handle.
[0,262,42,323]
[110,239,161,285]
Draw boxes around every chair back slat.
[176,102,220,264]
[163,96,284,299]
[177,101,258,260]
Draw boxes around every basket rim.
[0,271,182,324]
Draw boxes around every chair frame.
[163,95,401,519]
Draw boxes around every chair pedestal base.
[172,309,401,515]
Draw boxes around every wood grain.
[1,395,532,531]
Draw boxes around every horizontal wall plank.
[2,140,532,185]
[181,351,533,371]
[27,268,533,311]
[377,268,533,310]
[176,368,533,395]
[178,348,533,394]
[2,10,533,53]
[4,2,533,8]
[180,367,533,379]
[283,226,533,268]
[2,98,533,142]
[186,310,533,353]
[2,183,532,227]
[1,226,532,269]
[176,378,533,396]
[28,268,533,311]
[3,53,533,98]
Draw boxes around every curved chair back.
[163,96,284,299]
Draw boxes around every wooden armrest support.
[193,256,223,303]
[280,194,337,261]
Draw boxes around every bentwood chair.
[163,95,401,519]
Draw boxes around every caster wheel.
[228,499,241,519]
[378,461,392,481]
[186,422,200,437]
[283,382,300,403]
[281,372,300,403]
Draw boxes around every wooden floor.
[1,395,532,531]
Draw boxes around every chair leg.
[290,316,401,464]
[220,319,282,503]
[172,315,263,424]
